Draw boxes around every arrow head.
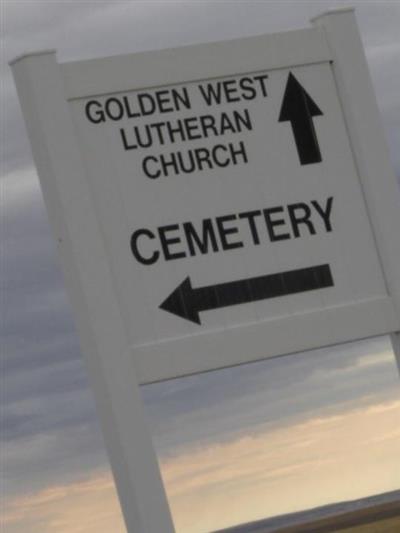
[278,72,323,123]
[159,276,201,324]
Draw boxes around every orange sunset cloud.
[4,395,400,533]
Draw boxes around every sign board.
[72,62,386,347]
[11,8,400,533]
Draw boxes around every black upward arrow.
[160,264,333,325]
[279,72,323,165]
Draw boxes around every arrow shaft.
[193,264,333,313]
[290,114,322,165]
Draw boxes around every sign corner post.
[390,334,400,376]
[311,5,400,336]
[10,50,176,533]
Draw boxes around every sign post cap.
[310,7,355,25]
[9,49,57,67]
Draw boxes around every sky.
[1,1,400,533]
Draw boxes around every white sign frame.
[11,8,400,533]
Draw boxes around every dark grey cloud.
[2,0,399,502]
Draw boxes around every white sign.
[72,63,385,339]
[64,55,399,384]
[11,8,400,533]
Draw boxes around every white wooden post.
[10,51,175,533]
[312,8,400,376]
[391,334,400,375]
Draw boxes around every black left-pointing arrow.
[279,72,323,165]
[160,264,333,324]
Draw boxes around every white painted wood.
[65,52,396,381]
[61,27,331,100]
[134,296,397,384]
[10,52,175,533]
[391,334,400,376]
[312,10,400,333]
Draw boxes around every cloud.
[3,471,125,533]
[4,395,400,533]
[143,337,400,455]
[158,396,400,532]
[3,415,108,498]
